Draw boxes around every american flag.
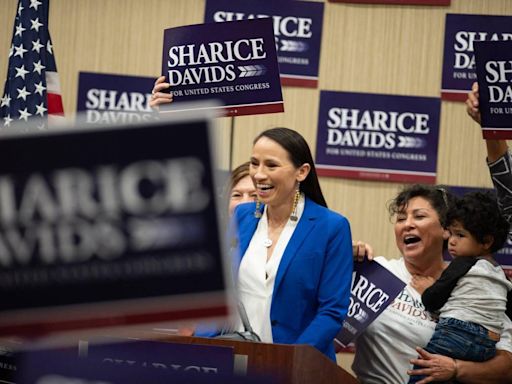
[0,0,64,129]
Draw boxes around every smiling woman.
[231,127,353,361]
[352,184,512,384]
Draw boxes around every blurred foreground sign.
[0,112,231,337]
[13,344,270,384]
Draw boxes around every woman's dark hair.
[388,184,453,226]
[447,191,510,253]
[254,127,327,207]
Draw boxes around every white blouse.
[237,194,305,342]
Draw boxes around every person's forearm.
[457,350,512,384]
[486,140,508,163]
[422,258,475,312]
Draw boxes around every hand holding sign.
[150,76,173,109]
[465,82,481,124]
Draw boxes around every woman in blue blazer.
[231,127,353,361]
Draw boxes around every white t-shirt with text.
[352,257,512,384]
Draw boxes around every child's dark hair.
[447,191,510,253]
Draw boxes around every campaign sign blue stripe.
[204,0,324,88]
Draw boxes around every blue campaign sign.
[83,338,234,375]
[335,259,406,348]
[14,345,270,384]
[204,0,324,88]
[161,18,283,116]
[76,72,157,125]
[441,14,512,102]
[315,90,440,183]
[448,185,512,278]
[474,41,512,139]
[0,114,230,336]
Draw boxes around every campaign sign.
[204,0,324,88]
[335,259,406,347]
[14,346,269,384]
[0,114,231,336]
[474,41,512,139]
[315,91,441,183]
[83,338,234,375]
[327,0,449,5]
[448,185,512,278]
[76,72,157,125]
[161,18,283,117]
[441,14,512,102]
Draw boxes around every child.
[408,191,512,384]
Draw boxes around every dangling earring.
[290,183,300,222]
[254,199,262,218]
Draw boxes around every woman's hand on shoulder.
[352,240,374,262]
[150,76,173,110]
[466,81,481,125]
[410,275,435,294]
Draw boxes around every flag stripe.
[46,70,61,93]
[47,92,63,115]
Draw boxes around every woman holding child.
[352,185,512,384]
[352,84,512,383]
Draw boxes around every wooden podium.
[153,335,358,384]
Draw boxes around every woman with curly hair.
[408,191,512,383]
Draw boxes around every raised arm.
[421,257,477,312]
[466,81,512,226]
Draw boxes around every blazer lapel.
[273,198,318,294]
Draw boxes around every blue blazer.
[232,197,353,360]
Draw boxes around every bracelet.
[452,358,459,380]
